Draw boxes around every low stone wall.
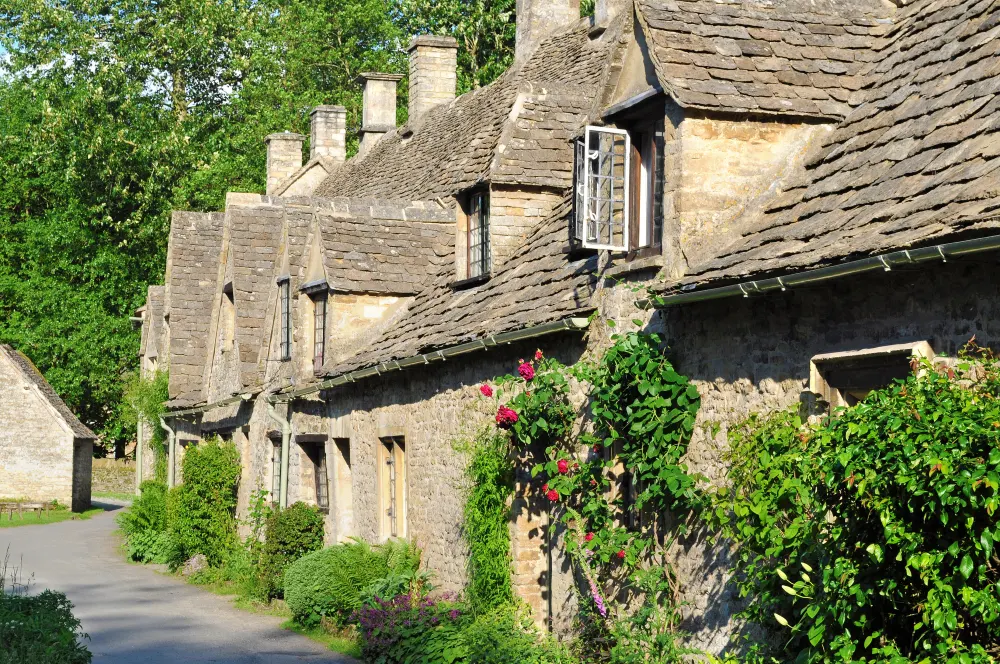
[92,458,134,494]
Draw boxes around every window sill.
[604,254,663,279]
[450,274,490,290]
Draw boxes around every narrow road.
[0,502,355,663]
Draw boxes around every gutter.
[165,390,256,418]
[640,234,1000,310]
[269,316,592,404]
[266,402,291,509]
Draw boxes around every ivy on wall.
[122,370,169,482]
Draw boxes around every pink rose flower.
[495,406,518,429]
[546,489,559,501]
[534,349,543,361]
[616,549,626,560]
[479,384,493,397]
[585,532,594,542]
[557,459,569,474]
[518,363,535,381]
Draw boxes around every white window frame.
[582,125,631,252]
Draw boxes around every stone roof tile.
[2,345,96,439]
[637,0,894,120]
[665,0,1000,291]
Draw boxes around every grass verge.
[283,620,362,659]
[0,506,104,528]
[93,490,135,502]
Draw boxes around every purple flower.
[449,609,460,620]
[589,579,607,618]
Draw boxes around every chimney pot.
[265,132,305,195]
[358,73,403,157]
[407,35,458,123]
[515,0,580,64]
[309,105,347,163]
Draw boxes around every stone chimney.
[515,0,580,64]
[407,35,458,123]
[594,0,630,27]
[309,105,347,163]
[265,132,304,195]
[358,73,403,157]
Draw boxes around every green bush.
[714,351,1000,662]
[259,501,325,599]
[463,428,515,615]
[166,438,241,568]
[284,538,421,625]
[117,480,171,563]
[0,590,91,664]
[464,606,578,664]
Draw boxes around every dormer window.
[301,279,328,374]
[467,190,490,280]
[312,292,327,372]
[573,117,664,254]
[278,277,291,361]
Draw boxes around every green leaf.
[960,554,974,579]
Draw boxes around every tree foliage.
[0,0,515,450]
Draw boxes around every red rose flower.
[534,349,543,361]
[495,406,518,429]
[518,362,535,381]
[546,489,559,501]
[557,459,569,474]
[585,532,594,542]
[542,483,548,493]
[593,445,601,453]
[616,550,626,560]
[590,478,598,487]
[479,384,493,397]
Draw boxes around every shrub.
[0,590,92,664]
[166,438,241,568]
[355,592,468,664]
[117,480,171,563]
[464,605,578,664]
[714,350,1000,662]
[259,501,325,599]
[284,538,420,625]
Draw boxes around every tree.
[0,0,516,451]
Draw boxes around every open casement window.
[378,437,407,540]
[278,278,291,361]
[573,119,665,254]
[580,126,630,251]
[810,341,933,410]
[467,190,490,279]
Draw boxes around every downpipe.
[267,401,292,509]
[159,416,176,488]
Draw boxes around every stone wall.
[92,458,134,494]
[0,353,75,506]
[673,113,830,269]
[488,186,565,273]
[595,259,1000,652]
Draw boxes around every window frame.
[810,341,934,410]
[270,437,282,505]
[466,190,490,280]
[312,291,327,373]
[582,125,631,252]
[378,436,407,540]
[278,277,291,361]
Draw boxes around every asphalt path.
[0,501,355,663]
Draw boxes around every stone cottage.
[0,344,95,511]
[140,0,1000,649]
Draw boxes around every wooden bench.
[0,501,55,520]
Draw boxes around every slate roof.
[314,15,628,200]
[636,0,893,120]
[663,0,1000,291]
[321,195,597,376]
[166,211,225,403]
[2,345,96,439]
